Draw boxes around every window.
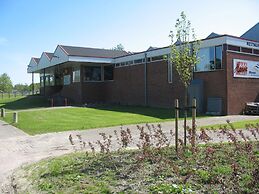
[168,60,173,83]
[104,65,114,81]
[151,55,164,62]
[73,67,80,82]
[45,75,50,86]
[40,75,44,87]
[63,75,71,85]
[195,46,222,72]
[227,45,240,52]
[241,47,252,53]
[84,66,101,81]
[215,46,222,69]
[134,59,144,64]
[49,75,55,86]
[254,49,259,55]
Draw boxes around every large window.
[40,75,44,87]
[63,75,71,85]
[104,65,114,81]
[49,75,55,86]
[195,45,222,72]
[84,66,101,81]
[73,67,80,82]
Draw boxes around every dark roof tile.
[60,45,129,58]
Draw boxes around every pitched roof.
[241,23,259,41]
[45,52,54,60]
[59,45,129,58]
[206,32,221,39]
[147,46,158,51]
[32,57,40,64]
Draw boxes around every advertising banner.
[233,59,259,78]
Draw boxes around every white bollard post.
[13,112,18,123]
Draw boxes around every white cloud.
[0,37,8,45]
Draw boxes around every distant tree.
[29,83,40,94]
[112,44,125,51]
[169,11,200,146]
[0,73,13,93]
[14,83,30,94]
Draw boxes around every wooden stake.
[192,98,197,149]
[175,99,179,153]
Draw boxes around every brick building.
[28,24,259,115]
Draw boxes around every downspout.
[144,52,148,106]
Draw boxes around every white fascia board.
[146,47,171,58]
[200,36,227,48]
[114,53,145,63]
[226,36,259,49]
[68,56,113,64]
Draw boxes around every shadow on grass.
[90,104,199,120]
[1,95,49,110]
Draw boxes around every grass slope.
[3,106,174,135]
[1,95,205,135]
[14,143,259,193]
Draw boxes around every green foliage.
[13,83,30,94]
[0,73,13,93]
[112,43,125,51]
[15,141,259,193]
[169,12,200,88]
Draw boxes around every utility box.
[188,79,204,114]
[207,97,222,115]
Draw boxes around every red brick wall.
[81,82,105,103]
[60,83,82,103]
[103,64,145,105]
[226,52,259,114]
[147,61,185,108]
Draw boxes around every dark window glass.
[49,75,55,86]
[104,65,114,81]
[84,66,101,81]
[151,55,164,61]
[228,45,240,52]
[209,47,215,69]
[215,45,222,69]
[241,47,252,53]
[254,49,259,55]
[45,75,50,86]
[40,76,44,87]
[134,59,143,64]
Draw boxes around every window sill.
[194,69,224,73]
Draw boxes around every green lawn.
[201,119,259,130]
[2,106,176,135]
[0,96,183,135]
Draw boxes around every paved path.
[0,120,27,139]
[0,115,259,192]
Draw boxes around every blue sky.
[0,0,258,84]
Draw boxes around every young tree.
[112,44,125,51]
[169,12,200,146]
[0,73,13,93]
